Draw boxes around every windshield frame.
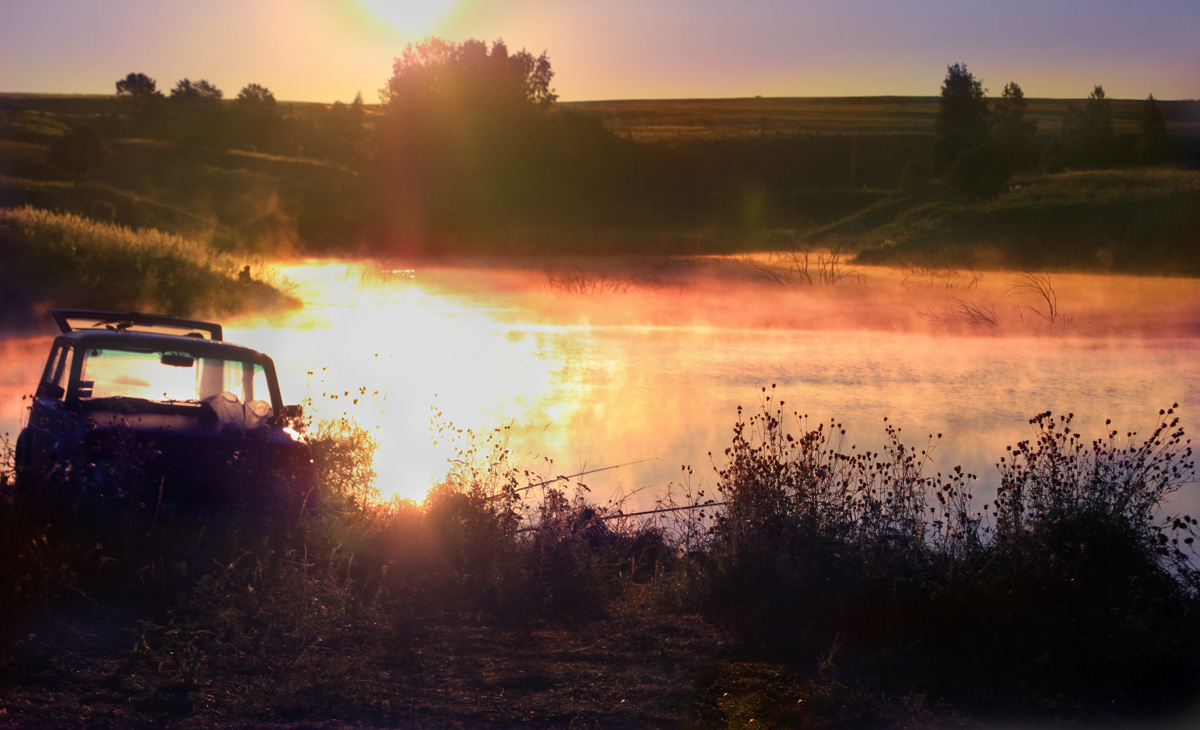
[58,333,283,414]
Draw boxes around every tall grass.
[695,394,1199,703]
[1,398,1197,722]
[0,206,297,324]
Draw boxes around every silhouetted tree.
[380,37,556,113]
[115,72,165,134]
[116,72,161,99]
[168,78,226,148]
[1062,85,1114,165]
[234,82,275,106]
[1138,93,1169,161]
[932,63,989,172]
[991,81,1038,171]
[375,38,561,250]
[322,92,369,162]
[170,78,223,103]
[232,83,281,151]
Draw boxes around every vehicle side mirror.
[281,404,303,420]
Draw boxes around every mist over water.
[4,257,1198,517]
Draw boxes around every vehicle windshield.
[78,347,272,410]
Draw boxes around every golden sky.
[1,0,1197,102]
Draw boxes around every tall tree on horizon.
[168,78,226,148]
[932,63,989,173]
[1063,85,1115,165]
[374,38,561,251]
[991,81,1038,171]
[1138,93,1169,160]
[115,72,161,100]
[115,72,165,133]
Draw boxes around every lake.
[4,257,1199,518]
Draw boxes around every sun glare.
[227,261,570,503]
[360,0,462,36]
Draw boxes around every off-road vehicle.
[14,309,314,517]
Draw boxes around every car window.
[79,347,271,409]
[38,343,73,400]
[197,357,271,407]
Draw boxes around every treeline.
[1,44,1197,262]
[921,63,1183,198]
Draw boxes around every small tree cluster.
[930,63,1023,198]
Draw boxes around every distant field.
[7,92,1198,143]
[564,96,1200,141]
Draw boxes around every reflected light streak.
[195,259,1200,519]
[227,261,585,502]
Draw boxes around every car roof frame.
[51,308,223,341]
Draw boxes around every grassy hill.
[3,92,1199,273]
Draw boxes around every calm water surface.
[4,259,1198,517]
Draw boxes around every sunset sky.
[1,0,1197,103]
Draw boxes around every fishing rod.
[477,456,662,501]
[514,500,728,533]
[515,457,659,494]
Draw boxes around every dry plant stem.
[1010,271,1068,325]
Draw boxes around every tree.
[1062,85,1114,165]
[168,79,226,148]
[375,38,561,249]
[991,81,1038,171]
[234,83,276,107]
[170,78,223,103]
[931,63,989,172]
[1138,93,1169,161]
[115,72,165,133]
[232,83,281,151]
[380,37,557,114]
[116,72,161,99]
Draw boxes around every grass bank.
[6,92,1199,266]
[0,206,298,328]
[827,167,1200,275]
[1,401,1197,727]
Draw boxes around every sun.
[360,0,462,36]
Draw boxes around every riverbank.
[0,206,299,329]
[2,404,1198,728]
[4,93,1198,270]
[841,167,1200,275]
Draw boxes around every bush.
[695,395,1200,699]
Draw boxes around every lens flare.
[358,0,462,36]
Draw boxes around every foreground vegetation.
[2,401,1198,728]
[0,206,298,328]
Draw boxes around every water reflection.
[4,259,1198,517]
[223,260,1200,513]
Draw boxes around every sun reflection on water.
[226,260,586,502]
